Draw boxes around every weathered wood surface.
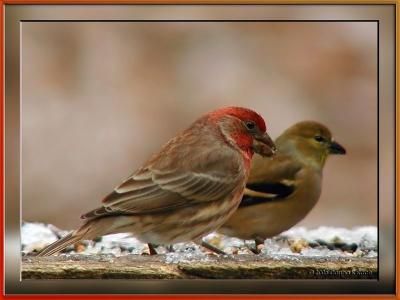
[22,254,377,279]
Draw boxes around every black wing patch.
[239,182,295,207]
[246,182,294,198]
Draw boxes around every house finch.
[217,121,346,253]
[37,106,276,256]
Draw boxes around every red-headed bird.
[37,106,276,256]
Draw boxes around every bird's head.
[209,107,276,158]
[276,121,346,168]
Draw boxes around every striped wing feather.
[82,139,244,219]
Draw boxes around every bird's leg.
[147,243,158,255]
[248,244,260,254]
[196,240,227,255]
[249,236,265,254]
[165,245,175,252]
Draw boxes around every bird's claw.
[199,240,227,256]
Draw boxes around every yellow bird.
[218,121,346,253]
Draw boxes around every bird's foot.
[165,245,175,252]
[249,246,260,254]
[197,240,227,255]
[147,243,158,255]
[248,237,265,254]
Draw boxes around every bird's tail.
[35,215,135,256]
[36,231,83,256]
[36,218,104,256]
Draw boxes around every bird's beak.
[253,132,277,157]
[329,140,346,155]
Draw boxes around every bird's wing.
[239,155,302,207]
[247,154,302,183]
[82,141,245,219]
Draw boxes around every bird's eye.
[314,135,325,143]
[245,121,256,130]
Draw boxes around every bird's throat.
[230,133,254,162]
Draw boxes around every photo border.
[1,2,397,298]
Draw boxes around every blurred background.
[21,21,377,230]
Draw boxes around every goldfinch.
[218,121,346,252]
